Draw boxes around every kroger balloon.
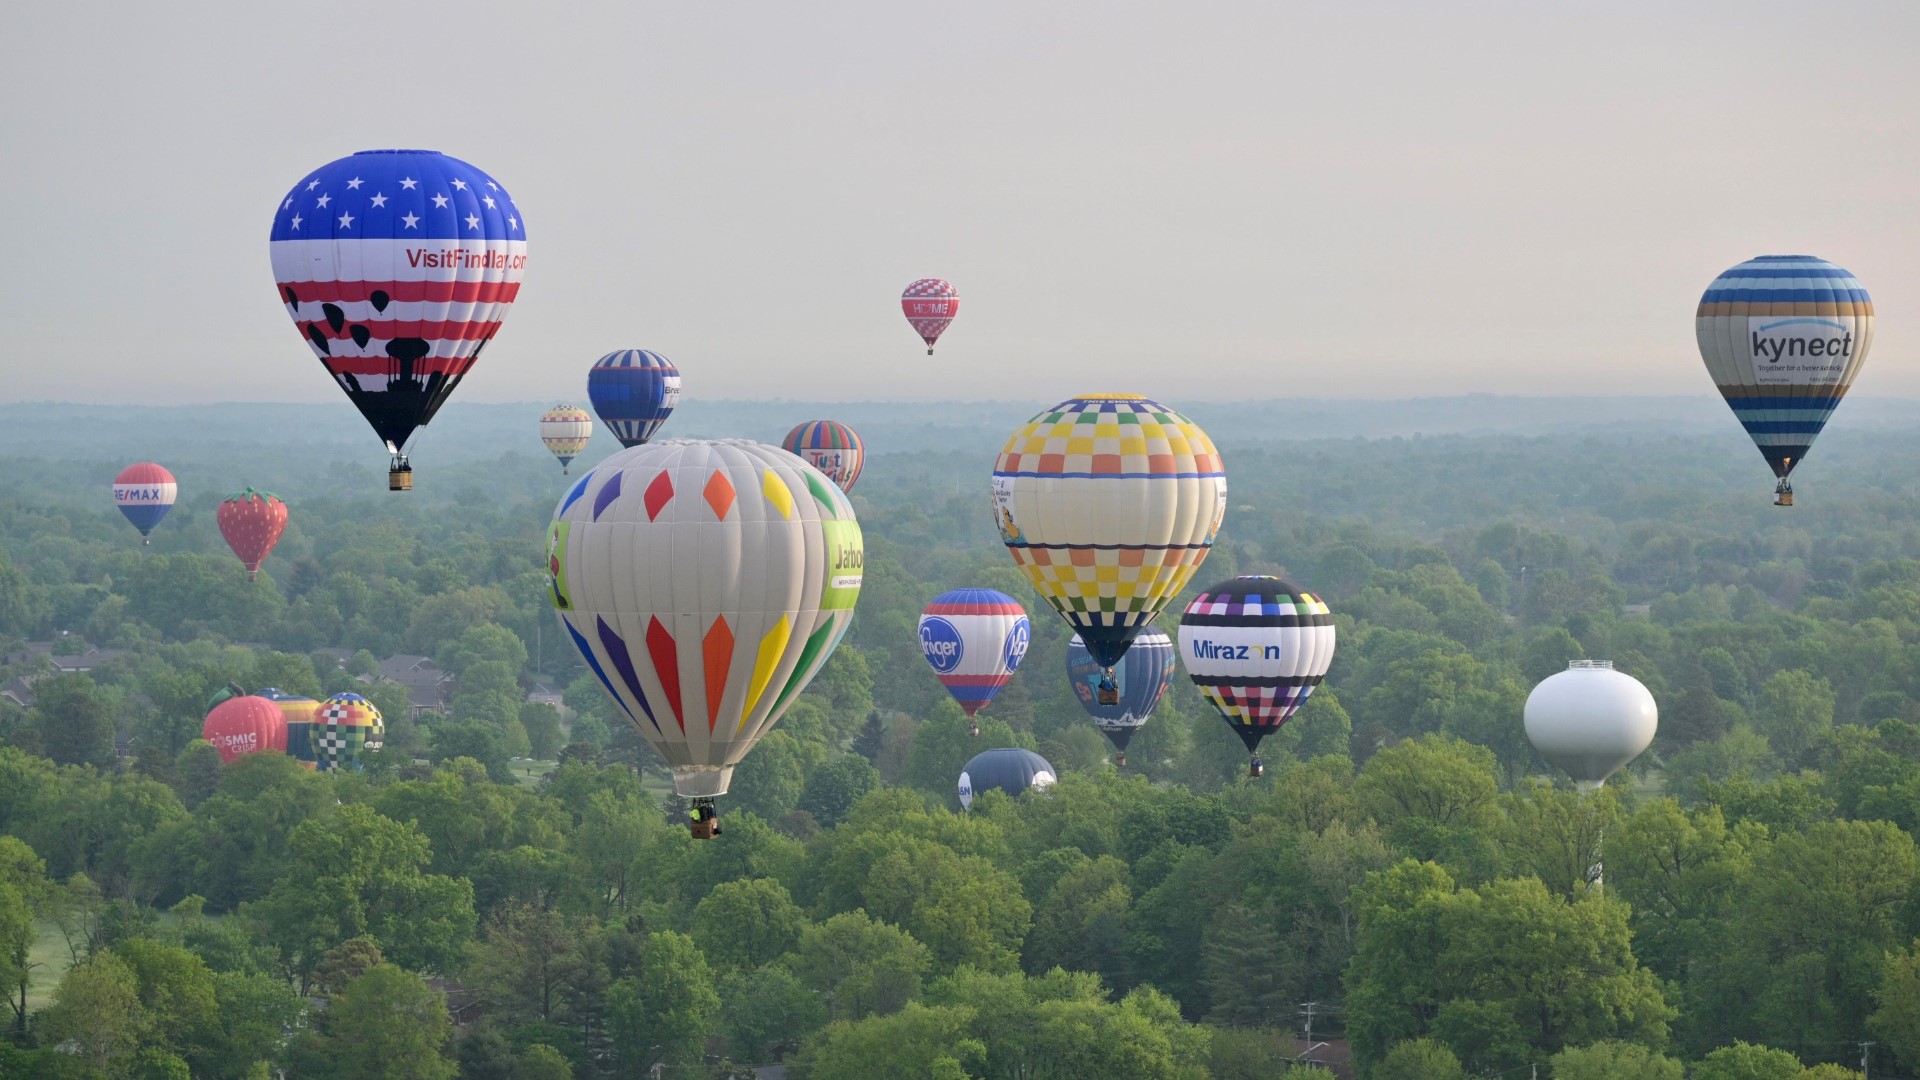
[112,463,176,542]
[957,747,1055,811]
[1179,576,1335,774]
[201,696,288,765]
[1696,255,1874,505]
[314,693,384,772]
[992,393,1226,683]
[901,278,959,354]
[1068,629,1176,757]
[218,488,288,581]
[548,440,862,808]
[1524,660,1657,789]
[781,420,865,492]
[588,349,681,448]
[270,149,528,483]
[919,589,1030,726]
[539,404,594,474]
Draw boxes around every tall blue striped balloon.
[1067,629,1175,760]
[1696,256,1874,505]
[588,349,682,448]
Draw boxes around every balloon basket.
[1097,687,1120,706]
[1773,479,1792,507]
[968,722,980,737]
[689,798,721,840]
[1248,757,1264,778]
[1113,751,1127,768]
[388,466,413,492]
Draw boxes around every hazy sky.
[4,1,1917,406]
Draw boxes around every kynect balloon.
[993,394,1225,701]
[1068,629,1176,766]
[958,748,1055,811]
[1179,576,1335,777]
[314,693,384,772]
[1524,660,1657,789]
[218,489,288,581]
[539,404,594,474]
[112,463,176,543]
[270,149,528,490]
[201,696,288,764]
[588,350,681,448]
[919,589,1030,735]
[548,439,863,837]
[781,421,865,492]
[902,278,959,354]
[1697,256,1874,506]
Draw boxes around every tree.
[1693,1041,1806,1080]
[204,970,308,1079]
[306,964,456,1080]
[1025,855,1131,990]
[438,623,528,679]
[789,910,933,1022]
[716,963,829,1062]
[793,1003,986,1080]
[1870,942,1920,1072]
[38,950,144,1074]
[463,904,598,1027]
[115,937,220,1061]
[690,878,808,974]
[311,936,384,997]
[519,702,563,760]
[1754,670,1835,769]
[1353,734,1502,873]
[798,755,882,828]
[1374,1038,1465,1080]
[860,839,1032,973]
[1501,781,1618,898]
[33,673,116,769]
[1549,1040,1684,1080]
[605,931,720,1074]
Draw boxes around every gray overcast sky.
[3,1,1916,406]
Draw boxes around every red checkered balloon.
[901,278,958,354]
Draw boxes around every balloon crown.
[353,148,438,156]
[222,487,282,504]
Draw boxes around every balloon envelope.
[958,747,1055,810]
[1524,661,1657,788]
[202,696,288,764]
[256,688,320,767]
[1179,576,1336,756]
[548,440,863,798]
[588,350,682,448]
[901,278,959,353]
[1068,629,1176,751]
[540,404,594,471]
[271,150,528,459]
[992,393,1226,669]
[919,589,1030,719]
[314,693,384,772]
[781,420,865,492]
[1696,255,1874,491]
[112,463,176,538]
[218,489,287,580]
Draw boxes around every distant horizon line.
[5,392,1918,408]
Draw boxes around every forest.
[4,398,1920,1079]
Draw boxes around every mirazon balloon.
[1179,576,1335,777]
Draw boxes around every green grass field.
[24,919,78,1011]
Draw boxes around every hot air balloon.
[539,404,594,474]
[112,463,176,544]
[270,149,529,491]
[588,350,681,448]
[201,696,289,764]
[1178,577,1335,777]
[919,589,1030,736]
[993,393,1225,704]
[1068,629,1176,766]
[548,439,863,838]
[781,421,864,492]
[1523,661,1657,790]
[314,693,384,772]
[958,748,1055,811]
[901,278,959,354]
[257,688,321,768]
[1697,255,1874,506]
[218,489,287,581]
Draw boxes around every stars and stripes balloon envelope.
[1068,629,1176,765]
[217,488,287,581]
[1696,255,1874,506]
[588,349,682,449]
[270,149,528,488]
[918,589,1030,734]
[1178,576,1336,776]
[902,278,959,354]
[112,462,176,543]
[547,439,863,835]
[539,404,594,474]
[992,393,1226,698]
[781,420,865,492]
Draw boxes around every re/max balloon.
[548,440,862,836]
[1696,255,1874,506]
[270,149,528,487]
[919,589,1030,733]
[588,349,681,448]
[112,463,176,543]
[1179,576,1335,776]
[1068,629,1176,764]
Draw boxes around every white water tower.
[1524,660,1657,790]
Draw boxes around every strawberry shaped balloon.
[218,488,288,581]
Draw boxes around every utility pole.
[1298,1001,1317,1047]
[1860,1040,1874,1078]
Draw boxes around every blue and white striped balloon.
[1696,256,1874,504]
[588,349,682,448]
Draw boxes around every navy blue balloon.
[1067,629,1176,754]
[588,349,682,447]
[958,747,1056,810]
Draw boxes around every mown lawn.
[24,919,78,1012]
